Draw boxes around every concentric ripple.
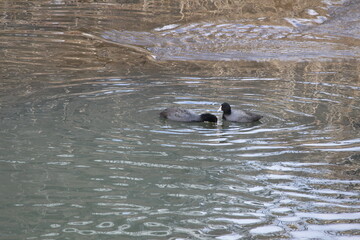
[1,0,360,239]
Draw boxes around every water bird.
[160,107,217,123]
[219,102,263,123]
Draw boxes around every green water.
[1,1,360,239]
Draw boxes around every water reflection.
[1,71,360,239]
[1,0,360,239]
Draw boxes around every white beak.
[218,106,222,111]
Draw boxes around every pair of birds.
[160,102,263,123]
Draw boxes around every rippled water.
[1,0,360,239]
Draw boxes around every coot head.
[219,102,231,114]
[200,113,218,123]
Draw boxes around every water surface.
[1,0,360,239]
